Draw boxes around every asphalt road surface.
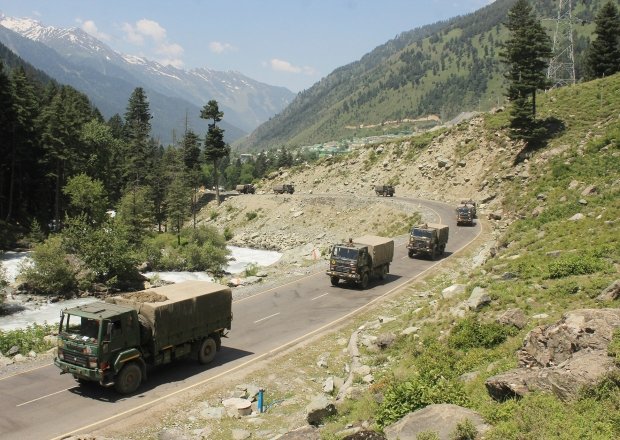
[0,197,481,440]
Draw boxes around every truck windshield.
[332,246,359,260]
[60,314,100,342]
[457,207,470,214]
[412,229,432,239]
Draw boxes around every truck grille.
[63,351,88,367]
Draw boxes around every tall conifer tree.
[200,100,229,205]
[587,1,620,78]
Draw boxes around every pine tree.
[123,88,153,189]
[181,129,202,227]
[500,0,552,145]
[200,100,229,205]
[0,62,16,221]
[587,1,620,78]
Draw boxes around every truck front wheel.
[115,362,142,394]
[408,250,414,258]
[199,337,217,364]
[330,276,339,286]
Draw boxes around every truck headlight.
[57,348,64,360]
[88,357,98,368]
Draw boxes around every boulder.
[277,425,320,440]
[383,404,490,440]
[441,284,466,299]
[519,308,620,368]
[465,287,491,311]
[496,308,527,330]
[568,213,585,221]
[305,394,336,426]
[342,430,386,440]
[597,280,620,301]
[375,333,396,350]
[485,349,615,402]
[581,185,598,196]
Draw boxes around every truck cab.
[407,223,449,260]
[55,303,141,390]
[456,204,475,225]
[375,185,395,197]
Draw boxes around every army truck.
[327,235,394,289]
[273,184,295,194]
[456,204,475,226]
[236,183,255,194]
[460,199,477,217]
[407,223,449,260]
[375,185,395,197]
[54,281,232,394]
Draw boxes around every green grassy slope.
[321,73,620,439]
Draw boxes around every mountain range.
[0,13,295,145]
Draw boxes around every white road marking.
[253,312,280,324]
[17,387,75,407]
[311,292,329,301]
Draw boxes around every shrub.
[20,236,77,296]
[245,263,259,277]
[377,374,469,427]
[417,432,440,440]
[447,317,516,350]
[609,329,620,366]
[223,227,234,241]
[547,254,609,279]
[451,418,478,440]
[0,324,56,355]
[246,211,258,221]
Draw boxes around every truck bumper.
[54,358,110,385]
[326,270,360,281]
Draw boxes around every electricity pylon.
[547,0,576,88]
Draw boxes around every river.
[0,246,281,331]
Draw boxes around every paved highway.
[0,197,481,440]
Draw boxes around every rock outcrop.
[486,308,620,401]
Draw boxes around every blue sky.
[0,0,495,92]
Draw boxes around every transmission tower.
[547,0,576,88]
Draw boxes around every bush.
[448,317,516,350]
[547,254,609,279]
[20,236,77,296]
[0,324,56,355]
[246,211,258,221]
[451,418,478,440]
[377,374,469,428]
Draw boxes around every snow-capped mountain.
[0,13,295,144]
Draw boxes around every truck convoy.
[327,235,394,289]
[54,281,233,394]
[407,223,449,260]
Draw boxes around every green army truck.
[327,235,394,289]
[54,281,232,394]
[374,185,395,197]
[235,184,255,194]
[456,204,475,226]
[407,223,449,260]
[273,184,295,194]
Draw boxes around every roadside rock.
[342,430,386,439]
[441,284,465,299]
[306,394,336,426]
[383,404,490,440]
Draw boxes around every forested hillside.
[237,0,607,151]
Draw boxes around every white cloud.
[80,20,110,42]
[209,41,236,54]
[121,19,184,68]
[270,58,317,76]
[135,19,167,42]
